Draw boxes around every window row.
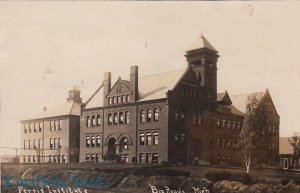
[108,95,130,105]
[24,122,43,133]
[86,135,101,148]
[50,120,62,131]
[174,134,186,144]
[217,138,238,150]
[174,111,185,121]
[86,114,101,127]
[22,155,66,163]
[85,154,102,163]
[262,125,277,135]
[139,132,159,146]
[140,108,159,123]
[24,139,42,149]
[108,111,130,125]
[50,138,62,149]
[139,153,158,163]
[182,87,197,99]
[217,119,242,130]
[268,144,276,153]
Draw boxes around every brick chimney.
[130,66,138,102]
[67,88,82,103]
[103,72,111,106]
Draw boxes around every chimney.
[67,88,82,103]
[130,66,138,102]
[103,72,111,106]
[43,107,47,112]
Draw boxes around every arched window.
[125,111,130,124]
[140,110,146,123]
[86,116,91,127]
[119,112,124,124]
[97,114,101,126]
[119,137,129,152]
[91,115,96,126]
[113,113,118,124]
[147,109,152,122]
[108,114,113,125]
[154,108,159,121]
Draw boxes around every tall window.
[59,120,62,130]
[86,136,91,147]
[34,122,38,132]
[85,154,90,163]
[55,120,59,130]
[217,118,220,128]
[125,111,130,124]
[147,109,152,122]
[154,108,159,121]
[146,133,152,146]
[29,123,33,133]
[122,95,126,103]
[39,139,42,149]
[96,135,101,147]
[119,112,124,124]
[92,115,96,126]
[108,97,112,105]
[86,116,91,127]
[140,133,145,145]
[58,138,61,148]
[117,96,121,103]
[180,134,185,144]
[153,132,158,145]
[222,139,226,149]
[126,95,130,102]
[24,140,26,149]
[24,124,27,133]
[91,136,96,147]
[146,153,151,163]
[217,138,221,148]
[50,138,53,149]
[33,139,37,149]
[113,113,118,124]
[140,110,146,123]
[192,113,196,124]
[108,114,113,125]
[39,122,43,132]
[54,138,57,149]
[113,97,117,104]
[97,115,101,126]
[120,137,129,152]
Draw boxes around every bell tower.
[185,34,219,111]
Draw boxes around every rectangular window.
[86,136,91,147]
[85,154,90,163]
[59,120,62,130]
[34,122,38,132]
[146,133,152,146]
[140,133,145,145]
[50,121,54,131]
[117,96,121,103]
[153,132,158,145]
[24,140,26,149]
[122,95,126,103]
[24,124,27,133]
[39,122,42,132]
[91,154,96,162]
[152,153,158,163]
[33,139,37,149]
[139,153,145,163]
[29,123,33,133]
[55,120,59,130]
[217,118,220,128]
[222,120,226,128]
[108,97,112,105]
[91,136,96,147]
[58,138,61,148]
[126,95,130,102]
[96,135,101,147]
[50,138,53,149]
[39,139,42,149]
[146,153,151,163]
[54,138,57,149]
[96,154,101,162]
[227,121,231,129]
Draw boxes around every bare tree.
[289,133,300,162]
[238,96,271,173]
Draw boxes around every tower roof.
[187,34,218,52]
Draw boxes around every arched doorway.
[107,138,116,160]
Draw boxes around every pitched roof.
[217,91,232,105]
[187,34,218,52]
[21,101,81,121]
[229,91,266,114]
[279,137,294,155]
[84,68,187,109]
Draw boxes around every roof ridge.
[84,84,104,105]
[230,91,265,97]
[139,68,186,79]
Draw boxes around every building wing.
[21,101,81,121]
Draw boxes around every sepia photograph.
[0,1,300,193]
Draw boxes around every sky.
[0,2,300,155]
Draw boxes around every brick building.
[20,89,81,163]
[79,35,280,165]
[19,35,280,165]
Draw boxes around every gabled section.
[217,91,232,106]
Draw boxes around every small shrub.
[205,171,232,182]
